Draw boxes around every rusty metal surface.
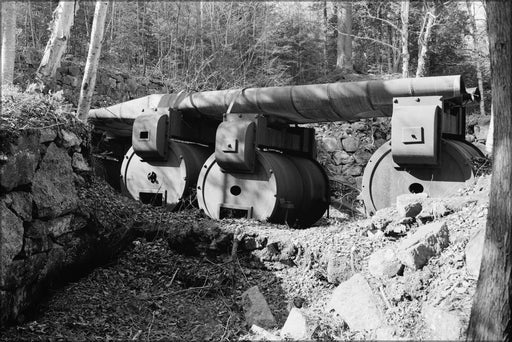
[360,139,484,215]
[121,142,211,210]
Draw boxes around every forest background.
[7,0,490,114]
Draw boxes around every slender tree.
[77,1,109,120]
[400,0,410,77]
[466,0,486,116]
[1,1,17,85]
[416,1,436,77]
[467,1,512,340]
[37,0,78,80]
[336,1,353,71]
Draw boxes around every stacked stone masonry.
[0,127,131,327]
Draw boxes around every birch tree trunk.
[400,0,410,78]
[466,0,486,116]
[467,1,512,340]
[336,1,353,71]
[77,1,109,121]
[37,0,78,80]
[1,1,17,86]
[415,4,436,77]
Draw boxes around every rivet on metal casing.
[197,186,201,190]
[204,165,207,168]
[394,99,398,104]
[415,98,421,102]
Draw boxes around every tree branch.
[338,32,400,52]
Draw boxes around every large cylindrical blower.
[360,139,483,215]
[197,151,329,228]
[121,141,211,209]
[120,113,212,209]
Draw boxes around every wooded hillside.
[7,1,489,104]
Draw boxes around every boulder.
[0,202,24,279]
[0,253,47,290]
[351,121,368,132]
[368,248,402,278]
[72,153,91,171]
[332,150,354,165]
[396,193,428,218]
[47,214,75,238]
[343,164,362,177]
[0,150,38,192]
[326,273,383,331]
[353,149,372,165]
[2,191,33,221]
[371,209,394,231]
[39,128,57,143]
[422,304,462,340]
[59,129,82,148]
[322,136,341,152]
[281,308,318,340]
[341,136,359,153]
[416,201,450,223]
[397,221,450,270]
[465,227,485,278]
[241,286,277,329]
[32,143,78,218]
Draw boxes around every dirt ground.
[0,174,490,341]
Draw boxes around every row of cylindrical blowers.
[88,75,483,228]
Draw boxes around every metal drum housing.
[197,151,329,227]
[121,141,211,209]
[361,139,484,215]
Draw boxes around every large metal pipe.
[176,75,470,123]
[88,75,472,132]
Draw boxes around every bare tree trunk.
[37,0,78,80]
[1,1,17,85]
[77,1,109,121]
[336,1,353,71]
[466,0,486,116]
[400,0,410,78]
[467,1,512,340]
[486,104,494,155]
[323,0,328,74]
[416,3,436,77]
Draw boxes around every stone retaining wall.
[0,127,134,327]
[315,118,391,195]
